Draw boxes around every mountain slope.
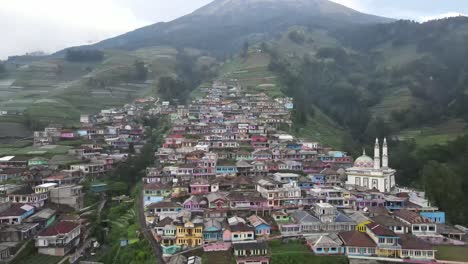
[263,17,468,148]
[67,0,392,55]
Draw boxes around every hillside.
[0,47,218,141]
[63,0,392,55]
[263,17,468,148]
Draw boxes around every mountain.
[66,0,393,55]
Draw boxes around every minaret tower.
[382,138,388,168]
[374,138,380,169]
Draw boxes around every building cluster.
[143,82,467,264]
[0,98,156,261]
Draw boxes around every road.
[136,185,166,264]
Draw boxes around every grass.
[398,118,467,146]
[202,251,236,264]
[292,106,348,148]
[0,145,72,156]
[11,241,63,264]
[436,245,468,262]
[16,254,63,264]
[268,240,347,264]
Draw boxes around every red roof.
[38,221,80,236]
[394,209,432,224]
[339,231,376,247]
[366,222,397,237]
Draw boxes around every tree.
[0,62,5,74]
[65,49,104,62]
[134,60,147,81]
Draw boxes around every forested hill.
[61,0,392,55]
[265,17,468,147]
[259,16,468,225]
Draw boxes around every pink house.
[60,131,75,139]
[190,180,211,195]
[223,228,232,242]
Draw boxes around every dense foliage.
[391,136,468,225]
[158,48,216,103]
[65,49,104,62]
[0,62,5,74]
[266,17,468,225]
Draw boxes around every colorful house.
[272,211,290,223]
[189,180,211,195]
[339,231,376,257]
[233,241,270,264]
[143,183,172,206]
[28,157,49,167]
[365,222,401,258]
[306,234,344,255]
[420,211,445,224]
[203,219,223,242]
[183,195,208,212]
[399,234,436,261]
[230,223,255,242]
[175,221,203,247]
[349,212,372,233]
[247,215,271,237]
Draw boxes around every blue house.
[306,234,344,255]
[203,219,223,242]
[216,161,238,175]
[384,196,406,211]
[420,211,445,224]
[310,174,325,185]
[298,176,314,190]
[286,142,302,150]
[248,215,271,237]
[0,204,35,225]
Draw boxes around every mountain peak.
[63,0,393,54]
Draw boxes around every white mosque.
[346,138,396,193]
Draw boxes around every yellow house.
[357,220,372,232]
[349,212,372,232]
[175,221,203,247]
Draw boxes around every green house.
[28,157,49,167]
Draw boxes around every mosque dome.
[354,151,374,168]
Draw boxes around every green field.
[269,240,347,264]
[202,251,236,264]
[436,245,468,262]
[1,46,217,129]
[0,145,72,156]
[15,254,63,264]
[398,118,467,146]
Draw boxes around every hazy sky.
[1,0,467,59]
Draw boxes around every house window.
[413,226,420,231]
[368,248,375,254]
[316,248,323,252]
[428,226,435,231]
[427,251,433,257]
[348,248,356,253]
[402,250,408,256]
[233,234,239,238]
[378,238,385,244]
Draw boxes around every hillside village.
[0,76,466,264]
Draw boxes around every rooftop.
[37,221,80,237]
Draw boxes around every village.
[0,79,467,264]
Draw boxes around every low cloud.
[419,12,466,22]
